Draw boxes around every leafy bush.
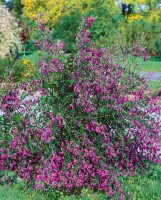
[119,7,161,55]
[0,17,161,199]
[155,39,161,56]
[0,57,36,83]
[51,11,82,53]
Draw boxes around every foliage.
[21,58,36,78]
[23,0,67,27]
[0,5,21,59]
[119,1,161,55]
[23,0,123,52]
[156,39,161,56]
[0,18,161,200]
[0,57,35,83]
[0,0,5,4]
[51,11,82,53]
[85,1,123,47]
[13,0,24,18]
[57,1,124,51]
[21,18,40,52]
[21,0,161,54]
[23,0,103,27]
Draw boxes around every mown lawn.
[19,51,42,65]
[148,81,161,91]
[140,57,161,72]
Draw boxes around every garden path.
[140,72,161,81]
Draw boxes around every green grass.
[0,184,45,200]
[148,81,161,91]
[19,51,42,65]
[123,164,161,200]
[0,184,107,200]
[140,57,161,72]
[1,165,161,200]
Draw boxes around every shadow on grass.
[150,56,161,62]
[19,52,34,57]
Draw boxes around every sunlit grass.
[123,164,161,200]
[148,81,161,91]
[140,57,161,72]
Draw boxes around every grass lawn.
[123,164,161,200]
[148,81,161,91]
[140,57,161,72]
[0,185,46,200]
[19,51,42,65]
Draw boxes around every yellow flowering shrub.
[127,13,143,23]
[148,10,161,22]
[22,0,117,27]
[23,0,65,25]
[118,0,160,52]
[23,0,92,26]
[127,10,161,23]
[22,58,36,78]
[125,0,157,5]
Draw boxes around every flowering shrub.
[0,17,161,199]
[0,5,21,59]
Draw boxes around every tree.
[23,0,67,27]
[23,0,122,52]
[0,5,21,59]
[118,0,161,55]
[13,0,24,17]
[22,0,120,27]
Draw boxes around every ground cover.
[0,184,45,200]
[19,51,39,62]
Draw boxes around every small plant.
[21,58,36,78]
